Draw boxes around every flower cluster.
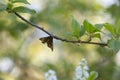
[45,69,57,80]
[73,58,89,80]
[45,58,90,80]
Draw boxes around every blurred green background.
[0,0,120,80]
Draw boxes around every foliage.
[6,0,35,14]
[0,0,120,80]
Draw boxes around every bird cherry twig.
[14,12,107,46]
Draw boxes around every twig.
[14,12,107,46]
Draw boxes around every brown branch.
[14,12,107,46]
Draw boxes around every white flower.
[73,58,89,80]
[75,66,82,78]
[45,69,57,80]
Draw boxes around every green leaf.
[13,6,36,14]
[71,18,81,38]
[83,19,98,33]
[7,2,13,10]
[87,71,98,80]
[108,39,120,53]
[92,33,100,38]
[103,23,115,34]
[80,25,85,37]
[0,3,6,12]
[8,22,28,38]
[115,19,120,37]
[15,22,28,31]
[13,0,30,4]
[94,24,103,30]
[9,27,22,38]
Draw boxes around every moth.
[39,36,53,51]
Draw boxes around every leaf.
[13,22,28,31]
[80,25,85,37]
[9,30,20,39]
[72,18,84,38]
[115,19,120,37]
[92,33,100,38]
[8,22,28,38]
[39,36,53,51]
[103,23,115,34]
[0,3,6,12]
[7,2,13,10]
[94,24,103,30]
[87,71,98,80]
[108,39,120,53]
[13,0,30,4]
[13,6,36,14]
[83,19,98,33]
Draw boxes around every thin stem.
[14,12,107,46]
